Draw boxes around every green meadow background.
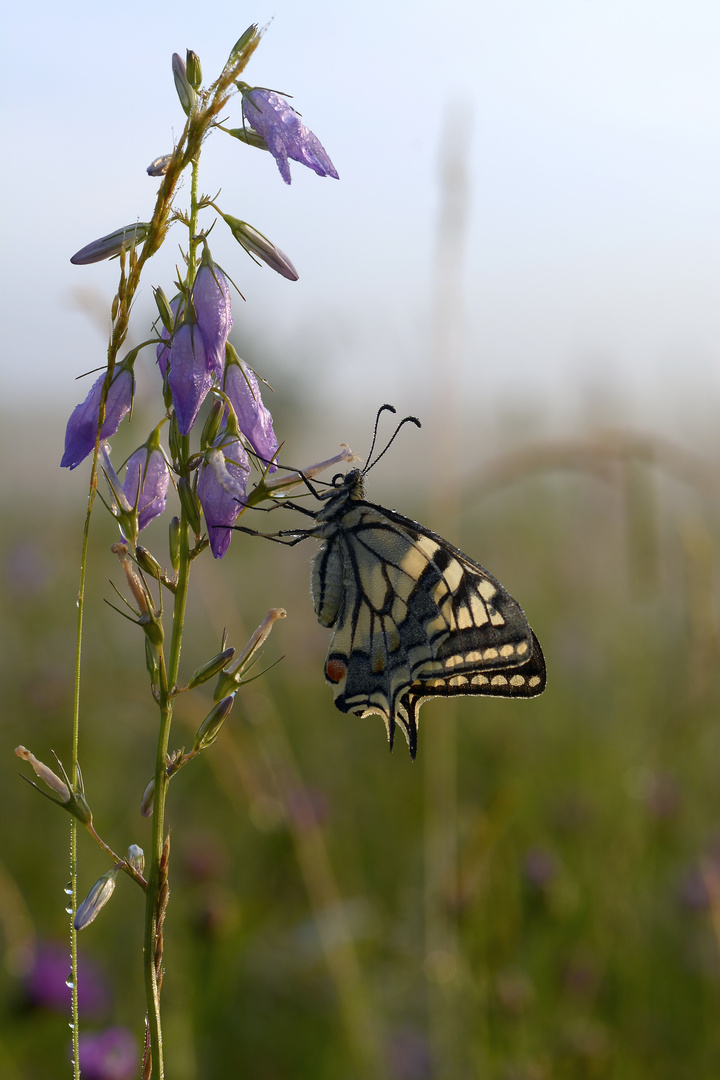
[1,378,719,1078]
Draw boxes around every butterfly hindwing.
[310,471,545,758]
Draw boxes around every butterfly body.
[306,468,545,758]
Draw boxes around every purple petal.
[197,436,250,558]
[61,367,133,470]
[168,322,212,435]
[193,264,233,378]
[123,447,170,531]
[223,361,278,469]
[242,90,338,185]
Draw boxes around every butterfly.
[239,407,546,759]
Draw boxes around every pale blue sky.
[2,0,719,445]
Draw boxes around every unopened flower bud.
[187,647,236,690]
[200,398,225,450]
[220,213,298,281]
[186,49,202,89]
[70,223,151,265]
[147,154,172,177]
[221,126,268,151]
[127,845,145,875]
[193,696,235,752]
[178,477,202,535]
[153,286,175,332]
[169,516,181,571]
[140,778,155,818]
[172,52,196,115]
[228,24,259,65]
[135,546,163,579]
[75,870,117,931]
[145,639,160,685]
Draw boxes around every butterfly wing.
[311,500,545,758]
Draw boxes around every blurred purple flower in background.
[387,1028,433,1080]
[223,352,278,469]
[197,434,250,558]
[78,1026,139,1080]
[123,444,170,531]
[61,365,133,470]
[25,942,111,1018]
[241,88,339,185]
[192,256,233,377]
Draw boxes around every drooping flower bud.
[127,845,145,875]
[169,515,181,571]
[200,397,225,450]
[185,49,202,89]
[147,154,172,177]
[220,126,268,150]
[140,778,155,818]
[223,346,279,469]
[239,85,339,185]
[220,214,298,280]
[197,432,250,558]
[75,870,117,931]
[70,223,151,265]
[192,250,233,378]
[187,647,236,689]
[193,695,235,752]
[178,477,202,535]
[61,362,134,470]
[172,52,196,115]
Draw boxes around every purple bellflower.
[123,440,170,532]
[167,317,213,435]
[192,251,233,378]
[61,363,134,470]
[241,87,339,185]
[223,347,278,470]
[197,432,250,558]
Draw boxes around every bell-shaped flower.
[74,869,118,931]
[223,345,278,470]
[197,428,250,559]
[240,86,339,185]
[123,430,170,533]
[167,316,213,435]
[61,362,134,470]
[192,250,233,378]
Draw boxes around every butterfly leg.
[231,524,311,546]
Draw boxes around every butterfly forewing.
[309,473,545,758]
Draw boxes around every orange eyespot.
[325,658,347,684]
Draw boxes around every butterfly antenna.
[364,413,422,475]
[364,404,397,469]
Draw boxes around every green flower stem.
[143,511,191,1079]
